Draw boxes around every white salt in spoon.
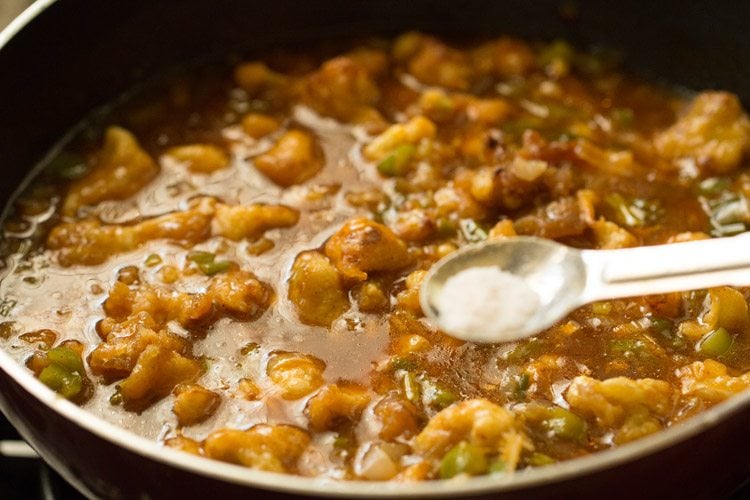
[420,234,750,343]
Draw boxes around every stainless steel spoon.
[420,234,750,343]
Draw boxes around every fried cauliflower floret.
[172,384,221,426]
[117,344,203,411]
[299,57,380,122]
[324,217,413,281]
[164,436,204,456]
[62,126,159,216]
[679,286,750,340]
[590,218,638,249]
[241,113,281,139]
[266,352,326,400]
[363,116,436,163]
[413,399,528,472]
[287,251,349,327]
[677,359,750,403]
[166,144,230,173]
[102,270,271,332]
[395,270,426,316]
[654,92,750,174]
[204,424,311,473]
[565,375,674,443]
[234,62,287,94]
[394,33,473,90]
[305,383,371,431]
[472,37,536,78]
[88,324,189,381]
[48,199,298,266]
[206,270,273,318]
[374,396,420,441]
[254,130,324,187]
[212,203,299,241]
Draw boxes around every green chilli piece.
[489,460,507,474]
[431,385,457,409]
[46,346,85,374]
[402,372,422,404]
[528,452,556,466]
[544,407,586,441]
[39,364,83,400]
[439,442,488,479]
[697,327,733,357]
[187,251,216,265]
[591,301,612,315]
[145,253,162,267]
[198,260,232,276]
[377,144,416,177]
[47,151,89,180]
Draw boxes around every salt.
[435,266,540,343]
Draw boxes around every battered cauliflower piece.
[287,251,349,327]
[305,383,371,431]
[565,376,674,426]
[166,144,229,173]
[48,199,298,266]
[254,130,324,187]
[266,352,326,400]
[172,384,221,426]
[88,325,189,381]
[102,269,272,331]
[393,33,473,90]
[62,126,159,216]
[565,375,674,443]
[590,219,638,249]
[204,424,311,473]
[324,217,414,281]
[212,203,299,241]
[299,56,380,122]
[363,116,436,163]
[678,286,750,340]
[413,399,529,472]
[241,113,281,139]
[677,359,750,403]
[117,344,203,411]
[654,92,750,174]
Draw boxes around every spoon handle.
[580,233,750,302]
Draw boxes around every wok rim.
[1,0,749,497]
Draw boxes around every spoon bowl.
[420,237,586,342]
[421,234,750,343]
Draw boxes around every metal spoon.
[420,234,750,343]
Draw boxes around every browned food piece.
[324,217,413,281]
[299,57,380,122]
[204,424,310,472]
[62,126,159,216]
[676,359,750,402]
[363,116,436,163]
[101,270,272,334]
[212,203,299,241]
[254,130,324,186]
[164,436,204,456]
[565,375,674,444]
[18,329,58,350]
[590,219,638,249]
[374,396,420,441]
[472,37,536,78]
[514,191,595,239]
[241,113,281,139]
[47,198,298,266]
[393,33,473,90]
[679,286,750,340]
[287,251,349,327]
[166,144,229,173]
[117,344,203,411]
[654,92,750,173]
[88,325,190,381]
[394,270,426,316]
[234,62,287,94]
[305,383,371,431]
[413,399,528,473]
[237,378,261,400]
[266,352,326,400]
[172,384,221,426]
